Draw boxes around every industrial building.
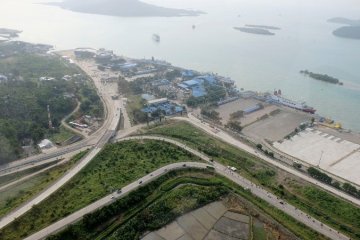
[142,98,184,116]
[177,75,217,98]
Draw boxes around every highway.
[24,136,350,240]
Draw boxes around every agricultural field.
[144,120,360,240]
[0,140,202,240]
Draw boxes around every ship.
[268,90,316,114]
[152,34,160,42]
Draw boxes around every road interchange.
[23,136,350,240]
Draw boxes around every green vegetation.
[0,48,101,164]
[0,140,202,240]
[47,168,327,240]
[145,121,360,239]
[230,110,244,119]
[0,151,88,218]
[253,219,267,240]
[49,126,76,144]
[200,108,221,122]
[46,169,226,240]
[108,185,226,239]
[225,120,243,132]
[307,167,360,198]
[186,84,226,108]
[307,167,333,184]
[0,161,60,188]
[300,70,343,85]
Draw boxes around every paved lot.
[274,128,360,185]
[242,109,312,142]
[215,99,279,127]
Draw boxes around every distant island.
[0,28,22,42]
[300,70,343,86]
[0,28,22,37]
[245,25,281,30]
[327,17,360,26]
[333,26,360,40]
[328,17,360,40]
[234,27,275,36]
[46,0,204,17]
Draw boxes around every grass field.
[145,120,360,239]
[0,151,87,218]
[49,126,76,144]
[0,140,202,240]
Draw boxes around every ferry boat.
[152,34,160,42]
[268,90,316,114]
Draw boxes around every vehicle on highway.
[183,164,187,167]
[139,180,143,184]
[117,189,122,194]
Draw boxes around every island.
[333,26,360,40]
[46,0,204,17]
[234,27,275,35]
[328,17,360,40]
[0,28,22,38]
[300,70,343,85]
[327,17,360,26]
[245,24,281,30]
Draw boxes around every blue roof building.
[181,70,195,78]
[183,79,200,87]
[192,86,206,97]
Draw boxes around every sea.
[1,0,360,131]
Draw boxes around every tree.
[226,120,242,133]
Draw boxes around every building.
[181,70,195,78]
[0,74,8,82]
[39,77,55,81]
[177,75,217,98]
[141,93,156,102]
[147,98,169,105]
[95,48,113,63]
[38,139,53,149]
[74,48,96,58]
[151,79,170,88]
[142,98,184,116]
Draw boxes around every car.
[117,189,122,194]
[139,181,143,184]
[279,201,284,205]
[111,196,115,199]
[183,164,187,167]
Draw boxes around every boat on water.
[152,34,160,42]
[268,90,316,114]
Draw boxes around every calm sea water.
[1,0,360,131]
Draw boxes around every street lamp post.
[318,150,324,168]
